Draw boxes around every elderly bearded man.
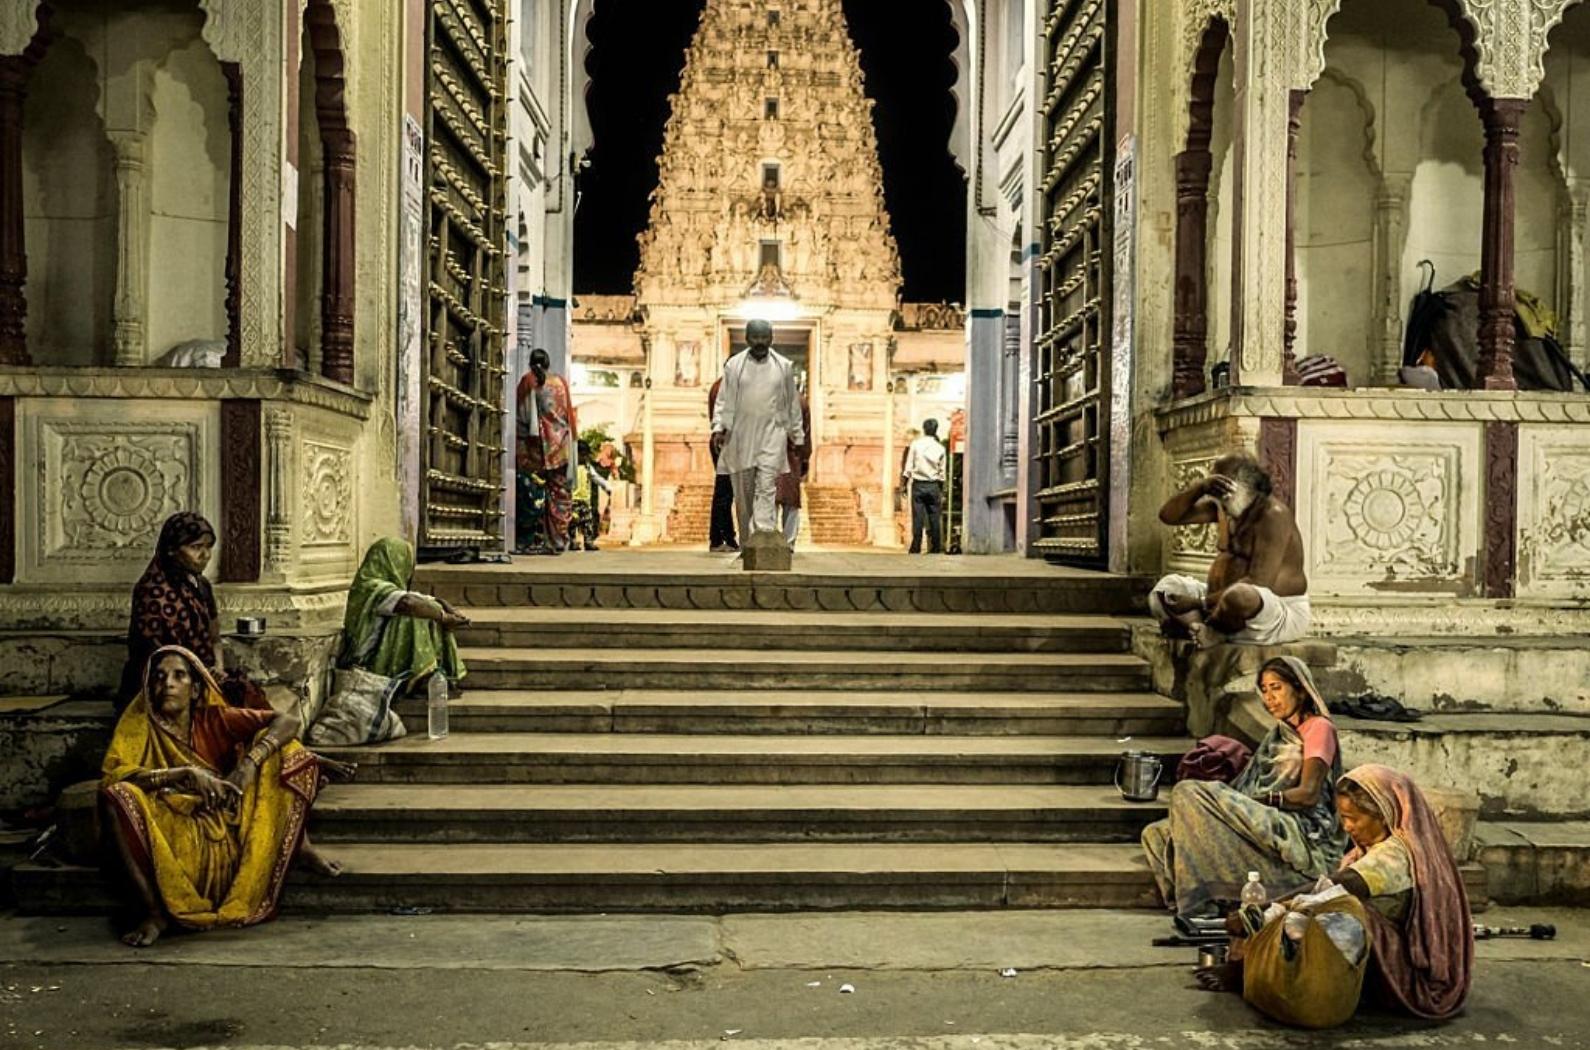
[712,320,806,546]
[1151,453,1310,648]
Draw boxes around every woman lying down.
[1197,764,1473,1029]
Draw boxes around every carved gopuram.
[579,0,943,547]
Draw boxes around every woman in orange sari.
[100,645,342,946]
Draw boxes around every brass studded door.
[1034,0,1112,562]
[420,0,510,551]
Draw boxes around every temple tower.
[629,0,904,545]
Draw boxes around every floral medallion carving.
[301,441,353,548]
[1316,448,1462,583]
[50,426,198,559]
[1518,429,1590,597]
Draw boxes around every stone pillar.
[223,62,243,367]
[1282,89,1305,384]
[263,407,294,577]
[0,56,31,366]
[878,377,898,548]
[0,396,13,585]
[1556,179,1589,370]
[1372,173,1412,384]
[320,127,356,385]
[109,132,149,366]
[1172,148,1212,398]
[1477,96,1526,391]
[1000,309,1021,483]
[1231,70,1292,386]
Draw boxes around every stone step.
[10,842,1165,912]
[1475,820,1590,906]
[1335,712,1590,820]
[306,783,1169,843]
[319,732,1189,784]
[453,608,1132,653]
[9,846,1491,915]
[417,560,1148,615]
[398,689,1187,735]
[459,647,1152,692]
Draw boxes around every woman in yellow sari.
[100,645,340,946]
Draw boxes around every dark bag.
[1176,734,1254,784]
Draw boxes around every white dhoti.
[1149,573,1312,646]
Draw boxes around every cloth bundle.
[308,667,408,746]
[1175,735,1254,785]
[1296,355,1348,387]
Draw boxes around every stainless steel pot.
[236,617,267,637]
[1115,750,1164,802]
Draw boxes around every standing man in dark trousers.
[902,418,947,554]
[706,375,738,552]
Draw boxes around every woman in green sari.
[1141,656,1348,918]
[339,538,468,691]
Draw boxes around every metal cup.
[237,617,267,637]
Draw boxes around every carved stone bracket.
[1157,387,1590,431]
[1484,420,1518,599]
[219,399,262,583]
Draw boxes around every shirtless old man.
[1151,453,1310,648]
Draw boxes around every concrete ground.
[1,908,1586,1050]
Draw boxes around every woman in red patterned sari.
[516,347,578,553]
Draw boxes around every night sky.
[572,0,967,303]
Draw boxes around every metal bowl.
[1197,942,1229,969]
[236,617,267,637]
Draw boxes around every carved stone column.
[0,56,32,366]
[1172,148,1213,399]
[320,127,356,385]
[223,62,242,367]
[263,407,294,575]
[1484,421,1518,599]
[109,131,149,366]
[219,399,262,583]
[1477,96,1527,391]
[1372,174,1413,384]
[1282,90,1306,384]
[1556,179,1589,370]
[0,396,13,584]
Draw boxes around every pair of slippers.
[1327,692,1423,722]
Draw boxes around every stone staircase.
[665,483,716,544]
[14,560,1197,914]
[805,485,869,545]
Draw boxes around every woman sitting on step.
[1140,656,1348,920]
[118,513,268,713]
[1196,763,1473,1027]
[340,538,469,694]
[101,646,349,947]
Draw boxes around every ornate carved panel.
[1169,455,1219,570]
[1258,417,1298,510]
[19,401,219,585]
[1296,422,1482,597]
[1483,420,1518,598]
[301,440,355,555]
[1517,424,1590,599]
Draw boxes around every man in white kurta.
[712,320,806,541]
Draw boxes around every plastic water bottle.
[1240,870,1267,907]
[427,673,449,741]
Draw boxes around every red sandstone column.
[1283,89,1306,384]
[320,127,356,385]
[1172,148,1212,399]
[1477,96,1526,391]
[223,62,243,367]
[0,57,31,366]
